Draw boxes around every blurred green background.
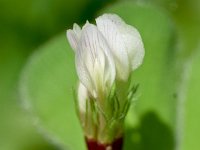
[0,0,199,150]
[0,0,115,149]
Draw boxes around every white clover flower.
[66,13,144,147]
[67,22,116,99]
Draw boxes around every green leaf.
[20,2,180,150]
[181,47,200,150]
[0,46,57,150]
[20,35,86,150]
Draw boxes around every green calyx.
[74,82,139,144]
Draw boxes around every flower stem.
[86,137,123,150]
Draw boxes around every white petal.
[122,25,145,70]
[78,82,88,113]
[75,46,95,97]
[76,23,115,97]
[73,23,82,37]
[66,23,82,51]
[96,14,129,80]
[96,14,144,80]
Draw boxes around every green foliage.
[20,35,85,150]
[182,48,200,150]
[0,0,91,45]
[19,1,200,150]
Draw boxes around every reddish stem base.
[86,137,123,150]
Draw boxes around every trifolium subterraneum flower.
[67,13,144,149]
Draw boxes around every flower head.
[67,22,116,99]
[67,13,144,146]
